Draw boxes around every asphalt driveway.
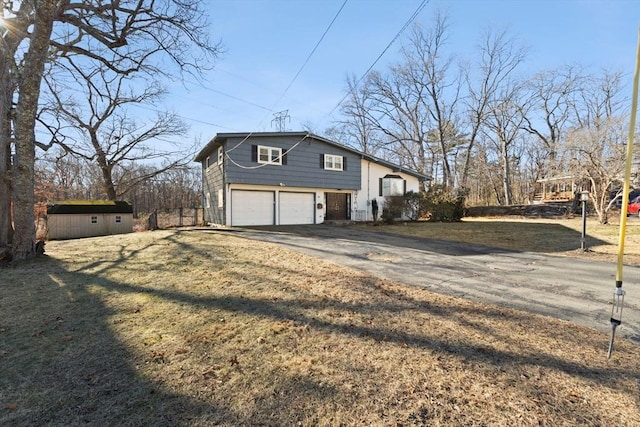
[203,224,640,344]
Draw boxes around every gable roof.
[194,131,430,181]
[47,200,133,215]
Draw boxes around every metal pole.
[581,199,587,251]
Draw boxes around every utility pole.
[271,110,290,132]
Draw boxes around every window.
[217,146,224,165]
[90,216,98,224]
[380,175,405,196]
[115,215,122,223]
[324,154,344,171]
[217,189,224,208]
[205,156,211,169]
[257,145,282,165]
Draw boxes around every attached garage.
[231,190,275,226]
[279,192,315,225]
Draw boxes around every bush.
[422,185,466,222]
[380,187,467,224]
[381,196,406,224]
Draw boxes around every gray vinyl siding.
[202,150,225,224]
[224,135,361,190]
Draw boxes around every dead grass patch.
[358,216,640,266]
[1,229,638,425]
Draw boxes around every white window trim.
[382,177,404,196]
[217,189,224,208]
[217,146,224,165]
[324,154,343,171]
[258,145,282,165]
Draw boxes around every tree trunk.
[502,139,512,205]
[0,66,13,249]
[12,1,57,261]
[0,16,21,250]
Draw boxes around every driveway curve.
[202,224,640,344]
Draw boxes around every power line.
[225,0,349,154]
[279,0,349,99]
[129,103,239,131]
[326,0,429,118]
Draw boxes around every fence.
[138,208,204,231]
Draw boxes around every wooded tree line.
[329,13,638,223]
[35,151,201,218]
[1,1,218,261]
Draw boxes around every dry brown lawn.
[357,216,640,266]
[1,224,639,426]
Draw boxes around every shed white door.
[231,190,275,226]
[279,192,315,225]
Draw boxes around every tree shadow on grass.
[0,253,249,426]
[2,230,638,425]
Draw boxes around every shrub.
[422,185,466,222]
[380,187,467,224]
[381,196,406,224]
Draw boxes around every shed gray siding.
[223,135,361,190]
[202,150,225,224]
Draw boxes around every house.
[46,200,133,240]
[194,132,429,226]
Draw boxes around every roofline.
[193,131,430,181]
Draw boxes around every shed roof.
[47,200,133,215]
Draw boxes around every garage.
[279,192,315,225]
[231,190,275,226]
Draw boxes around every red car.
[627,195,640,216]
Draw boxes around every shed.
[46,200,133,240]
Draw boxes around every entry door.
[325,193,350,220]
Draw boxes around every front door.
[325,193,350,220]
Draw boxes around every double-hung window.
[258,145,282,165]
[324,154,343,171]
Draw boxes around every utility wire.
[225,0,349,155]
[224,133,310,170]
[281,0,349,99]
[326,0,429,118]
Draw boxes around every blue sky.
[160,0,640,147]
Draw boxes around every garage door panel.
[280,192,315,225]
[231,190,274,226]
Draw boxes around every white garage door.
[279,192,315,225]
[231,190,275,226]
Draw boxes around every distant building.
[46,200,133,240]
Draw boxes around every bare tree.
[520,66,583,177]
[402,16,463,189]
[1,0,219,261]
[363,67,433,176]
[566,71,629,223]
[482,81,528,205]
[39,66,189,200]
[330,74,384,155]
[460,28,526,189]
